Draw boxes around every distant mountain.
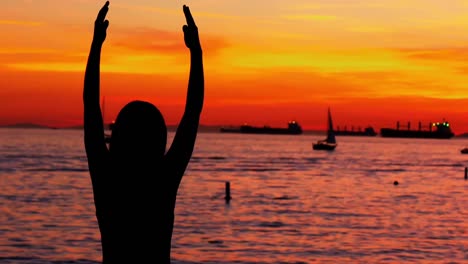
[0,123,323,134]
[202,124,324,135]
[0,123,55,129]
[60,124,223,132]
[62,125,83,130]
[456,132,468,137]
[198,125,223,132]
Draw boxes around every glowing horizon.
[2,0,468,133]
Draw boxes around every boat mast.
[102,96,106,124]
[326,107,336,144]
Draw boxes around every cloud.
[287,1,417,11]
[395,48,468,78]
[0,20,44,26]
[113,3,243,21]
[334,66,468,99]
[0,50,85,64]
[112,3,177,16]
[110,27,229,55]
[282,14,338,22]
[400,48,468,62]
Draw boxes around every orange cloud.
[399,48,468,65]
[0,20,44,26]
[282,14,338,21]
[110,27,230,56]
[0,51,86,64]
[111,27,183,53]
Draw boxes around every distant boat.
[461,147,468,154]
[380,121,454,139]
[220,121,303,135]
[334,126,377,137]
[104,121,114,143]
[102,96,113,144]
[313,108,337,151]
[104,132,111,143]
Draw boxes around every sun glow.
[1,0,468,132]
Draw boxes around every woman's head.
[109,100,167,163]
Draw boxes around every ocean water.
[0,128,467,264]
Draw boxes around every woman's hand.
[182,5,201,52]
[93,1,110,45]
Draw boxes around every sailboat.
[313,107,337,151]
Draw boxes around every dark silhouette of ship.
[313,108,337,150]
[220,121,302,135]
[104,121,114,143]
[380,121,454,139]
[334,126,377,136]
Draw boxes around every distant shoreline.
[3,123,468,137]
[0,123,325,134]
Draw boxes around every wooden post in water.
[225,181,232,203]
[465,167,467,180]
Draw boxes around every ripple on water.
[1,130,467,263]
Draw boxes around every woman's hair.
[109,100,167,163]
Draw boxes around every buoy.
[225,181,231,203]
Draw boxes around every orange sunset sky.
[1,0,468,133]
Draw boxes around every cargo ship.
[334,126,377,136]
[220,121,303,135]
[380,121,454,139]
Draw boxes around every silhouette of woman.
[83,1,204,263]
